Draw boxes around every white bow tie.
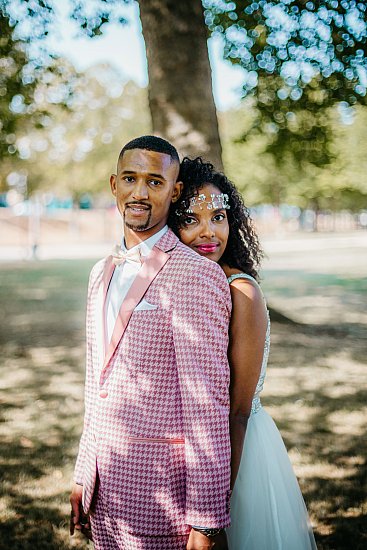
[111,244,144,266]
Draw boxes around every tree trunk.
[138,0,223,169]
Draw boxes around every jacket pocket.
[128,436,185,445]
[134,300,159,311]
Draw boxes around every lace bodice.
[227,273,270,415]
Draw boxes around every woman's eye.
[213,213,225,222]
[182,216,196,226]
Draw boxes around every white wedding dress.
[226,274,317,550]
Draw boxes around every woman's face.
[179,184,230,264]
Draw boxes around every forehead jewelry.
[184,193,230,213]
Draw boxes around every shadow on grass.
[0,260,366,549]
[0,492,75,550]
[0,348,89,549]
[0,423,89,549]
[272,387,366,548]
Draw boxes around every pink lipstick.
[196,243,218,254]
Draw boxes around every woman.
[169,157,317,550]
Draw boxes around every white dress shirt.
[106,225,168,344]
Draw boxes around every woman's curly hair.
[168,157,263,280]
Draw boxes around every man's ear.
[110,174,117,196]
[171,180,183,203]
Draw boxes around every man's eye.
[123,176,135,183]
[149,179,161,186]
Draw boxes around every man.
[70,136,232,549]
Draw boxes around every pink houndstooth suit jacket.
[74,229,232,537]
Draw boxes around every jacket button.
[99,389,108,398]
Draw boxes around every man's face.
[110,149,182,241]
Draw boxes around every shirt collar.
[121,225,169,256]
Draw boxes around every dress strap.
[227,273,258,285]
[227,273,268,312]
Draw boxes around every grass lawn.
[0,257,366,549]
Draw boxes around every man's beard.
[124,209,152,232]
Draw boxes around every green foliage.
[1,0,131,39]
[204,1,367,103]
[1,60,151,197]
[0,11,36,157]
[204,1,367,170]
[221,102,367,210]
[0,7,84,191]
[70,0,131,37]
[3,50,366,212]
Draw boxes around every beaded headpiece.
[184,193,230,214]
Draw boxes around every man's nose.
[132,180,149,200]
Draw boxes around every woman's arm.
[228,278,268,489]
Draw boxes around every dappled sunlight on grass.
[262,270,367,326]
[327,410,366,436]
[292,457,363,481]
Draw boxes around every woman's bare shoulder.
[222,266,264,306]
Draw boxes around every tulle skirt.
[226,407,317,550]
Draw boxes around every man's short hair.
[119,135,180,165]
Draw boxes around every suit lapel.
[101,256,115,356]
[102,256,116,301]
[93,256,115,370]
[101,245,170,375]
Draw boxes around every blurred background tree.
[0,0,366,210]
[13,67,150,200]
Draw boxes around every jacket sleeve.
[172,259,232,528]
[73,262,100,485]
